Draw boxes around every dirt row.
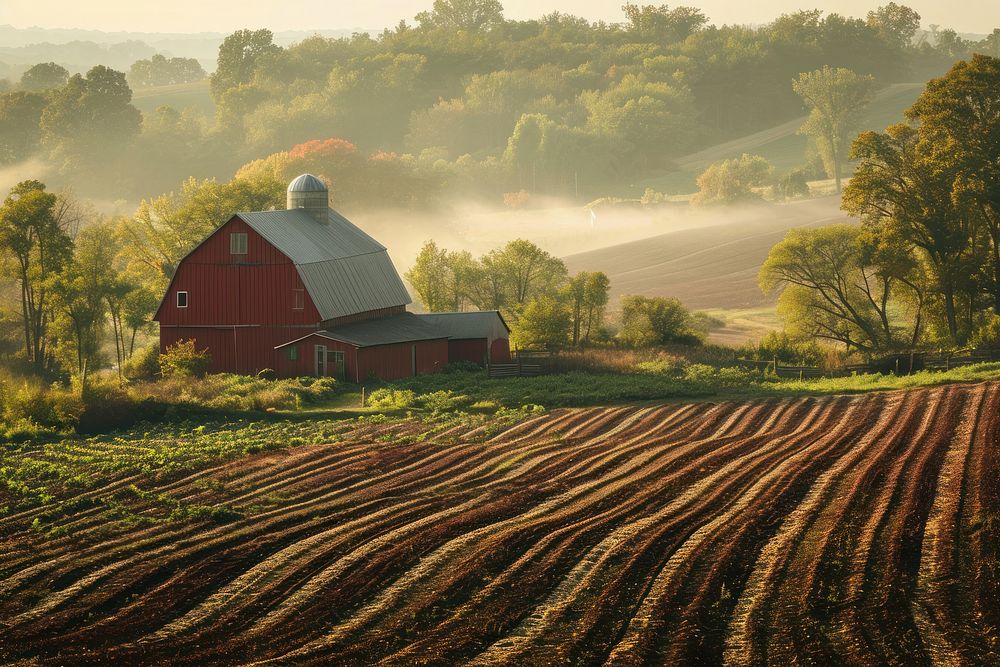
[1,382,997,665]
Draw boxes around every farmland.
[1,381,998,665]
[564,196,850,312]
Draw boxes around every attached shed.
[418,311,512,365]
[274,313,449,382]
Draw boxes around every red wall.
[272,335,448,382]
[358,339,448,381]
[490,338,512,363]
[156,217,322,327]
[448,339,488,366]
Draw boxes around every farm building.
[154,174,511,381]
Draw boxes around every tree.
[621,4,707,42]
[0,91,46,163]
[119,174,285,286]
[48,227,113,393]
[513,294,571,350]
[906,55,1000,312]
[844,124,980,344]
[0,180,74,371]
[406,241,452,312]
[129,54,206,87]
[39,66,142,169]
[618,295,700,347]
[692,154,773,206]
[760,224,924,353]
[866,3,921,50]
[415,0,504,33]
[793,67,875,192]
[773,168,811,201]
[563,271,610,345]
[210,29,281,100]
[489,239,568,310]
[19,62,69,91]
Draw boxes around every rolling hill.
[621,83,924,198]
[564,195,850,311]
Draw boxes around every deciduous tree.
[793,66,875,192]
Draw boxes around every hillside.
[622,83,925,197]
[564,195,851,312]
[131,79,214,117]
[0,382,997,664]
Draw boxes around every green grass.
[363,361,1000,410]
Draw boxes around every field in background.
[564,195,850,343]
[131,79,214,118]
[622,83,924,198]
[1,381,997,665]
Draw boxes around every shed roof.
[276,312,445,348]
[418,311,510,339]
[236,208,411,320]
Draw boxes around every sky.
[0,0,996,36]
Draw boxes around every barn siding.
[490,338,512,363]
[156,218,323,328]
[448,339,488,366]
[357,339,448,381]
[161,325,318,376]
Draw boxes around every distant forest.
[0,1,998,207]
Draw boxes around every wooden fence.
[737,348,1000,379]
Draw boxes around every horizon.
[0,0,996,37]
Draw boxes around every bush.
[366,388,417,411]
[160,340,210,379]
[972,314,1000,349]
[78,378,154,434]
[739,331,825,366]
[124,344,161,381]
[132,374,337,412]
[417,390,470,413]
[0,378,82,433]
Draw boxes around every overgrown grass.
[378,362,1000,409]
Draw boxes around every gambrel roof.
[236,208,411,320]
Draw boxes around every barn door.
[315,345,327,377]
[333,350,345,380]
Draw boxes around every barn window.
[292,289,305,310]
[230,232,248,255]
[287,346,298,361]
[176,291,188,308]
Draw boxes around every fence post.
[361,386,365,408]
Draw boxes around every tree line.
[0,180,157,389]
[1,2,996,204]
[762,55,1000,354]
[405,238,707,350]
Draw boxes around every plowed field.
[2,382,998,665]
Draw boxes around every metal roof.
[275,311,510,349]
[287,173,328,192]
[277,313,445,348]
[418,311,510,340]
[236,208,411,320]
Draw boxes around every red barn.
[154,174,511,380]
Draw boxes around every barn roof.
[274,311,510,349]
[276,313,445,348]
[418,311,510,339]
[236,208,411,320]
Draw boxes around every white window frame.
[176,290,188,308]
[292,288,305,310]
[230,232,248,255]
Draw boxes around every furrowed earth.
[1,381,998,665]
